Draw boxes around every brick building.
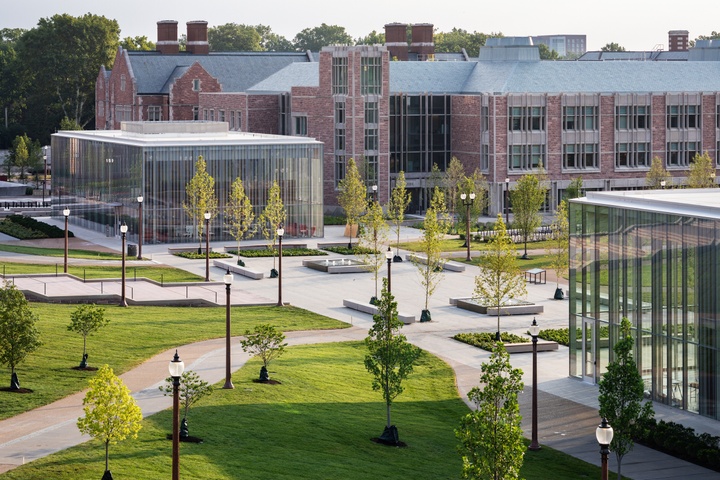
[97,21,720,216]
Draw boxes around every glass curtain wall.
[570,202,719,419]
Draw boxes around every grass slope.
[0,262,203,283]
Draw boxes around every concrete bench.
[405,253,465,272]
[168,246,209,254]
[455,299,544,316]
[225,243,307,252]
[504,341,559,354]
[343,299,416,324]
[449,296,472,306]
[213,260,264,280]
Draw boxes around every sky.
[1,0,718,52]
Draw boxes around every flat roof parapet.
[121,121,229,136]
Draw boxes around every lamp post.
[169,350,185,480]
[63,208,70,273]
[223,270,234,389]
[529,317,541,451]
[277,226,284,306]
[460,192,476,260]
[504,177,510,225]
[372,184,378,202]
[596,417,614,480]
[660,180,666,190]
[137,196,144,259]
[204,211,211,282]
[105,158,114,201]
[42,149,48,204]
[385,247,393,293]
[120,222,128,307]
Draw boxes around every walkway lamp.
[137,196,143,259]
[204,211,211,282]
[596,417,614,480]
[223,270,234,389]
[277,226,284,306]
[385,247,393,293]
[169,351,185,480]
[504,177,510,225]
[120,222,128,307]
[460,192,475,260]
[529,317,541,451]
[63,208,70,273]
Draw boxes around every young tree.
[10,134,30,183]
[240,324,287,381]
[226,177,255,266]
[457,342,525,480]
[565,176,584,200]
[601,42,626,52]
[686,152,717,188]
[598,317,655,480]
[444,156,466,231]
[456,169,488,237]
[208,23,263,51]
[337,158,366,249]
[0,281,42,390]
[77,364,142,479]
[645,157,671,189]
[474,215,527,341]
[259,181,286,276]
[67,304,109,368]
[387,170,411,260]
[413,187,448,322]
[292,24,353,51]
[183,156,218,251]
[546,200,569,299]
[510,168,548,259]
[159,370,213,438]
[359,200,389,304]
[364,278,421,445]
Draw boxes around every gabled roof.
[247,63,319,94]
[126,51,313,94]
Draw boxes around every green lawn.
[0,262,203,283]
[0,304,347,420]
[0,244,124,260]
[0,342,609,480]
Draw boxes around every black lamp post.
[42,148,48,204]
[120,222,128,307]
[504,177,510,225]
[63,208,70,273]
[372,184,378,202]
[385,247,393,293]
[169,350,185,480]
[596,417,614,480]
[460,192,475,260]
[529,318,541,451]
[223,270,234,389]
[137,196,143,259]
[204,211,211,282]
[277,226,284,306]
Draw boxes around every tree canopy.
[645,157,671,189]
[209,23,263,52]
[0,281,42,389]
[433,28,501,58]
[538,43,560,60]
[601,42,626,52]
[293,24,353,51]
[686,152,717,188]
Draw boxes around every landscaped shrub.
[173,251,232,260]
[25,186,34,195]
[323,215,346,225]
[635,418,720,472]
[0,219,46,239]
[229,247,327,258]
[537,328,570,346]
[4,214,73,238]
[453,332,529,351]
[322,246,376,255]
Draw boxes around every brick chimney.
[409,24,434,60]
[186,21,209,54]
[384,23,408,61]
[156,20,179,54]
[668,30,689,52]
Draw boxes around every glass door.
[582,317,596,383]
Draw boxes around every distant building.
[531,34,587,57]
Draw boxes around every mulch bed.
[0,387,33,394]
[71,366,99,371]
[371,437,407,447]
[252,379,281,385]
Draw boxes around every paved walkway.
[0,220,719,478]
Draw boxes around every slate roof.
[247,63,319,94]
[126,51,313,94]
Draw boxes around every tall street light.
[42,148,48,204]
[137,196,144,259]
[63,208,70,273]
[277,226,284,306]
[204,211,211,282]
[385,247,393,293]
[504,177,510,225]
[223,270,234,389]
[596,417,613,480]
[529,317,541,451]
[372,184,378,202]
[460,192,475,260]
[120,222,128,307]
[169,350,185,480]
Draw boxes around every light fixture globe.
[224,271,233,285]
[385,247,393,260]
[595,417,614,446]
[204,211,211,220]
[63,208,70,217]
[529,318,540,337]
[168,350,185,378]
[470,192,476,200]
[460,193,467,200]
[120,222,128,234]
[137,195,144,203]
[277,227,284,237]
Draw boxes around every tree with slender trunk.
[645,157,671,189]
[444,156,466,232]
[387,170,411,259]
[547,200,569,299]
[364,278,421,445]
[226,177,255,266]
[457,342,525,480]
[0,281,42,390]
[183,156,218,250]
[686,152,717,188]
[456,169,488,240]
[510,167,548,259]
[474,215,527,341]
[359,199,389,304]
[565,176,584,200]
[240,324,287,381]
[67,304,109,368]
[259,181,286,275]
[159,370,213,438]
[337,158,366,249]
[77,364,142,479]
[413,187,448,321]
[598,317,655,480]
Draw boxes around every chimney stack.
[156,20,179,54]
[186,21,209,54]
[384,23,408,61]
[668,30,689,52]
[409,24,434,60]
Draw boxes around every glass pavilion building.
[52,122,324,244]
[570,190,720,419]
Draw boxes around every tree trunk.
[105,439,110,471]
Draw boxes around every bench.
[213,260,264,280]
[405,253,466,272]
[504,341,559,354]
[224,243,308,252]
[525,268,546,284]
[455,298,544,315]
[343,299,416,324]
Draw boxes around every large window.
[294,116,307,136]
[563,106,597,130]
[563,143,598,169]
[509,144,544,171]
[332,56,348,95]
[361,56,381,95]
[667,142,700,167]
[148,106,162,122]
[509,106,545,131]
[667,105,700,129]
[616,105,650,130]
[616,142,651,168]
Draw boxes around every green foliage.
[226,177,255,254]
[293,23,353,51]
[59,116,82,130]
[209,23,263,51]
[387,170,411,254]
[444,156,466,220]
[453,332,529,351]
[159,370,213,421]
[547,200,569,287]
[457,342,525,479]
[456,169,488,230]
[254,25,294,51]
[77,364,142,473]
[183,156,218,247]
[365,279,422,428]
[240,324,287,370]
[686,152,717,188]
[322,245,376,255]
[635,417,720,472]
[67,304,109,360]
[598,317,655,479]
[0,214,73,239]
[433,28,502,58]
[172,251,232,260]
[0,262,203,283]
[119,36,155,51]
[231,247,327,257]
[565,176,584,200]
[537,328,570,346]
[337,158,367,246]
[355,30,385,45]
[323,214,347,225]
[538,43,560,60]
[0,281,42,383]
[0,219,45,239]
[414,188,448,310]
[510,167,549,257]
[359,200,389,299]
[259,180,286,263]
[601,42,626,52]
[645,157,671,189]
